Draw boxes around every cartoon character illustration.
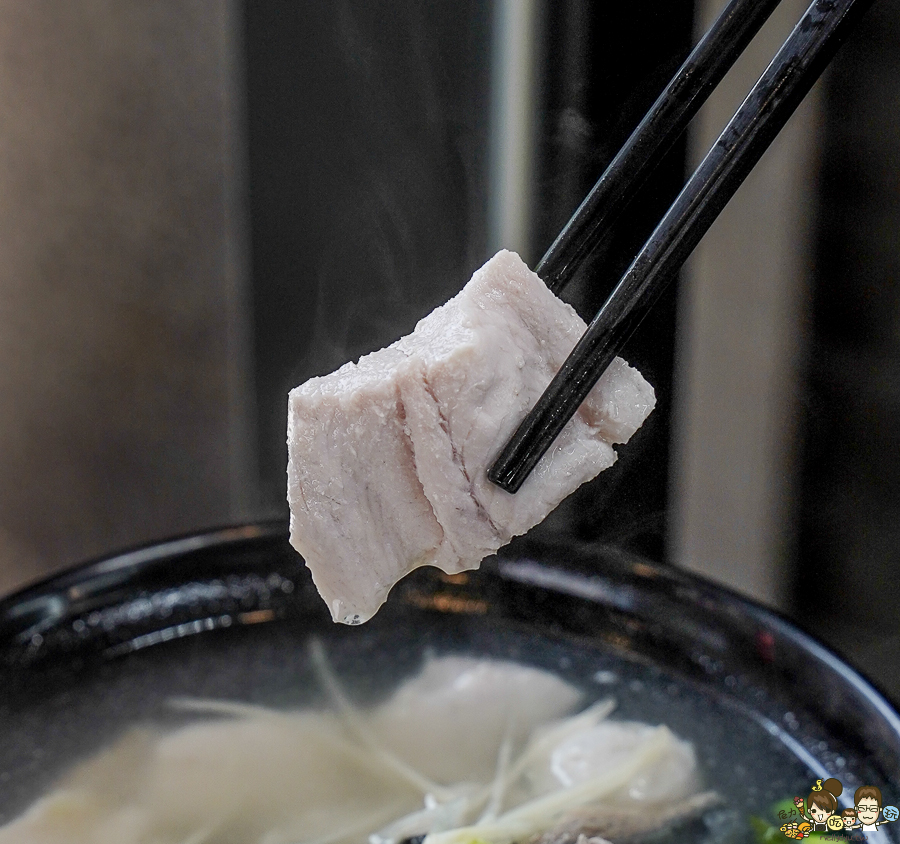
[855,785,899,833]
[782,778,898,839]
[793,778,843,833]
[780,821,810,839]
[841,808,859,830]
[826,814,846,832]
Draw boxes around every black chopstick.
[538,0,783,295]
[489,0,874,494]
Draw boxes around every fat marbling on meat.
[287,250,655,624]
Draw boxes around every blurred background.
[0,0,897,699]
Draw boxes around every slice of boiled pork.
[287,250,655,624]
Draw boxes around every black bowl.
[0,523,898,840]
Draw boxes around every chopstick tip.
[487,455,525,494]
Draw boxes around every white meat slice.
[513,720,699,806]
[287,345,448,624]
[287,250,655,623]
[369,656,582,784]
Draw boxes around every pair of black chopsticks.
[488,0,875,494]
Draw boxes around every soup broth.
[0,600,894,844]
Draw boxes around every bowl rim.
[1,520,898,772]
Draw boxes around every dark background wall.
[244,0,493,512]
[794,0,900,694]
[243,0,695,563]
[528,0,693,560]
